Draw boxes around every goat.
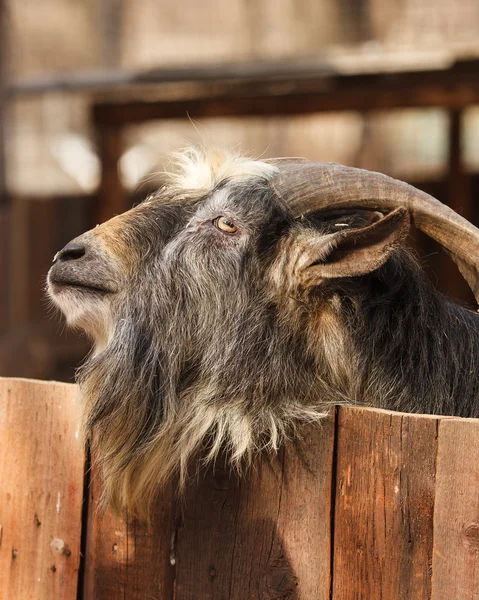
[47,147,479,518]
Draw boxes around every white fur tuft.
[163,147,278,197]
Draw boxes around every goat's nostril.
[54,241,86,263]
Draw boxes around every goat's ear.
[295,207,410,286]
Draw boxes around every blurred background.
[1,0,479,381]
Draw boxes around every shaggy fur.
[48,147,479,519]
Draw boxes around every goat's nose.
[53,241,86,263]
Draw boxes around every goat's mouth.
[48,274,116,295]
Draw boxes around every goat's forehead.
[194,183,269,215]
[157,148,278,201]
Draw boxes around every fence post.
[432,418,479,599]
[0,378,85,599]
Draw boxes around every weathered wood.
[79,405,479,599]
[0,378,84,600]
[83,464,176,599]
[332,408,438,600]
[175,417,335,600]
[4,378,479,599]
[431,418,479,599]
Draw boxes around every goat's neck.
[348,259,479,417]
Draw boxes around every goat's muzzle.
[47,232,120,344]
[48,234,118,296]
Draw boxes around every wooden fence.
[1,377,479,599]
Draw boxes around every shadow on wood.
[1,377,479,599]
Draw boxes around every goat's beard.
[77,268,353,521]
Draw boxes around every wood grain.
[431,418,479,599]
[4,378,479,599]
[175,416,336,600]
[0,377,84,600]
[332,408,438,600]
[83,465,176,600]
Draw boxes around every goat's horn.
[266,158,479,304]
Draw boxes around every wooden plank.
[175,416,335,600]
[0,378,84,600]
[431,418,479,599]
[332,408,438,600]
[83,464,176,599]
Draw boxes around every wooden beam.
[93,86,479,127]
[92,59,479,127]
[10,56,479,97]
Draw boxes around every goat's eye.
[214,216,237,234]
